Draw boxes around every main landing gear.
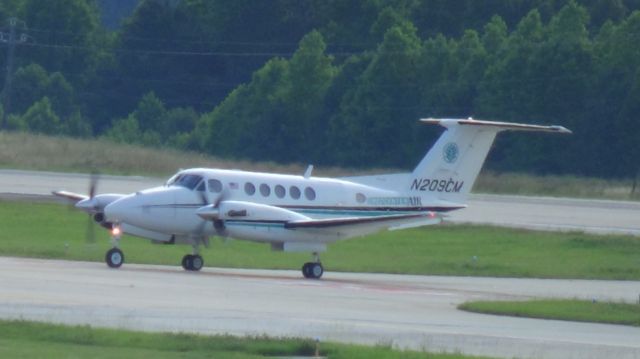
[302,252,323,279]
[181,254,204,271]
[182,240,204,271]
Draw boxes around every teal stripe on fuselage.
[225,221,285,229]
[292,208,416,217]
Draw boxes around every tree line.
[0,0,639,179]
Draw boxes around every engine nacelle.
[197,201,309,223]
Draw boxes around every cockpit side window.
[171,174,203,190]
[208,179,223,193]
[195,180,205,192]
[166,174,182,186]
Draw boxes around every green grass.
[0,319,486,358]
[459,299,640,327]
[2,200,640,279]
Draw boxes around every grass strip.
[1,200,640,279]
[0,319,488,358]
[458,299,640,326]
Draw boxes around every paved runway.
[1,257,639,359]
[1,169,640,236]
[2,169,640,358]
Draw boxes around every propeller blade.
[86,171,100,244]
[214,188,226,207]
[88,171,99,199]
[86,213,96,244]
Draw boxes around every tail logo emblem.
[443,142,459,164]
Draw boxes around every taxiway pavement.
[2,169,640,358]
[1,257,639,359]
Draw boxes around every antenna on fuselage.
[303,165,314,179]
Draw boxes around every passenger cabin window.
[356,193,367,203]
[304,187,316,201]
[275,185,286,198]
[260,184,270,197]
[208,179,223,193]
[170,174,203,190]
[290,186,301,199]
[245,182,256,195]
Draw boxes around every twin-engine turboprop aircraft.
[54,118,570,279]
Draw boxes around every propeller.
[196,186,227,237]
[83,171,100,245]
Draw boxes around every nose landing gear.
[105,225,124,268]
[105,247,124,268]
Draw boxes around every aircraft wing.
[285,212,441,229]
[52,190,89,202]
[52,190,125,214]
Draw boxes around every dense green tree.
[329,20,423,167]
[198,31,336,163]
[481,16,508,60]
[20,97,62,134]
[132,91,166,133]
[9,64,82,131]
[96,0,138,30]
[20,0,102,83]
[10,64,49,115]
[3,0,640,179]
[104,114,141,144]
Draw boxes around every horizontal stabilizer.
[420,118,572,134]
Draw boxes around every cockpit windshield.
[168,174,204,190]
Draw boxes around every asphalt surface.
[2,169,640,358]
[1,257,639,359]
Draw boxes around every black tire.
[310,263,323,279]
[191,255,204,271]
[301,263,311,278]
[105,248,124,268]
[181,254,193,271]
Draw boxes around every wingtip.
[550,125,572,134]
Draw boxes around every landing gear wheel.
[310,262,323,279]
[181,254,193,271]
[302,263,311,278]
[301,262,323,279]
[191,255,204,271]
[105,248,124,268]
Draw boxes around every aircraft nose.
[104,196,133,223]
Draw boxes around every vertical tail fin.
[409,118,570,203]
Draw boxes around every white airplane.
[54,118,570,279]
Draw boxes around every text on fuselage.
[411,178,464,193]
[367,197,422,206]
